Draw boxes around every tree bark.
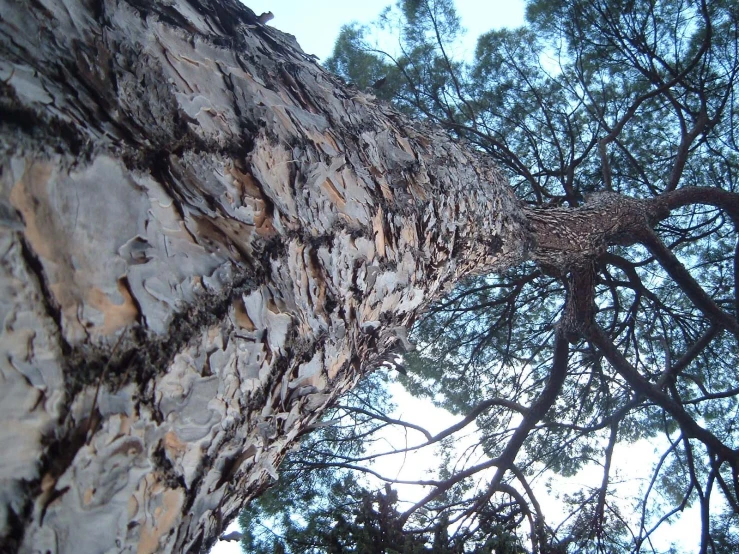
[0,1,663,552]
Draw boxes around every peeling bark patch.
[137,486,184,554]
[87,278,142,335]
[373,207,387,258]
[64,265,262,394]
[0,228,67,551]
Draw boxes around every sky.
[244,0,526,62]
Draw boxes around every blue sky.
[245,0,526,62]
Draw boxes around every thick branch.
[586,324,738,468]
[637,228,739,339]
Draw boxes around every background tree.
[241,0,739,552]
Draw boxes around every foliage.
[242,0,739,552]
[238,372,395,552]
[239,373,524,553]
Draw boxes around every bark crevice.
[17,234,68,352]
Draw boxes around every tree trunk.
[0,1,657,552]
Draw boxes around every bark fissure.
[17,235,67,351]
[62,267,264,394]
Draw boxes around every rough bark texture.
[0,1,530,552]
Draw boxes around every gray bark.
[0,1,659,552]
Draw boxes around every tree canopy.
[239,0,739,552]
